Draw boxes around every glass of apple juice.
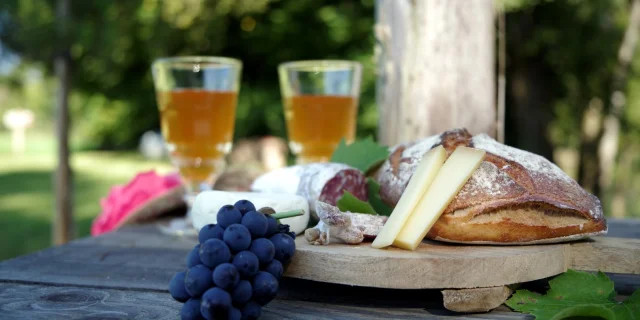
[152,56,242,213]
[278,60,362,164]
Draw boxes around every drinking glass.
[152,56,242,204]
[278,60,362,164]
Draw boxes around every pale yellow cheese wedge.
[393,146,486,250]
[371,146,447,249]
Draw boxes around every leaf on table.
[367,178,393,216]
[336,191,377,215]
[330,137,389,173]
[506,269,640,320]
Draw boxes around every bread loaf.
[374,129,607,244]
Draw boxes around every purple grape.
[169,271,190,302]
[212,263,239,290]
[200,287,231,320]
[199,239,231,269]
[265,215,278,237]
[184,265,213,298]
[251,271,279,306]
[240,211,268,238]
[233,199,256,215]
[232,251,259,278]
[269,233,296,264]
[223,224,252,253]
[264,259,284,280]
[187,244,202,268]
[231,280,252,305]
[180,298,204,320]
[249,238,275,265]
[217,205,242,228]
[198,224,225,243]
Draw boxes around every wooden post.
[53,0,73,245]
[375,0,496,146]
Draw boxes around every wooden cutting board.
[285,236,640,289]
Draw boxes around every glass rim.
[278,60,362,71]
[152,56,242,68]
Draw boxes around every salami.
[250,163,368,217]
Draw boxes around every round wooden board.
[285,237,569,289]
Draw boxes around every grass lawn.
[0,131,173,261]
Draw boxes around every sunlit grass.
[0,131,172,261]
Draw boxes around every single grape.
[184,265,214,298]
[199,224,225,243]
[228,307,242,320]
[241,301,262,320]
[240,211,268,238]
[199,239,231,269]
[233,199,256,215]
[269,233,296,264]
[200,287,231,320]
[217,205,243,228]
[213,263,240,290]
[249,238,275,265]
[232,251,259,278]
[264,259,284,280]
[286,231,296,239]
[180,298,204,320]
[251,271,279,306]
[169,271,191,302]
[231,280,252,306]
[264,215,278,237]
[223,224,252,253]
[187,244,202,268]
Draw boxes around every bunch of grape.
[169,200,297,320]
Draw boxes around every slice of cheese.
[393,146,486,250]
[371,146,447,249]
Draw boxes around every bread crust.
[374,129,607,244]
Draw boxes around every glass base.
[156,184,210,237]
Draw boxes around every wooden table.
[0,219,638,319]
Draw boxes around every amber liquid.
[284,95,358,163]
[157,89,237,185]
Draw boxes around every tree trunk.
[53,0,73,245]
[598,0,640,189]
[375,0,495,146]
[579,0,640,195]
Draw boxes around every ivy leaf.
[506,270,640,320]
[330,137,389,173]
[367,178,393,216]
[336,191,377,215]
[335,179,394,216]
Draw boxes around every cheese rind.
[393,147,486,250]
[371,146,447,249]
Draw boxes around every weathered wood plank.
[0,242,188,291]
[570,237,640,274]
[0,282,530,320]
[0,282,181,320]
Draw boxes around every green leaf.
[506,270,640,320]
[367,178,393,216]
[330,137,389,173]
[336,191,377,215]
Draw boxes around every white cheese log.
[191,191,310,235]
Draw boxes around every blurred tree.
[0,0,376,149]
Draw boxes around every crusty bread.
[374,128,607,244]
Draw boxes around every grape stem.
[271,209,305,220]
